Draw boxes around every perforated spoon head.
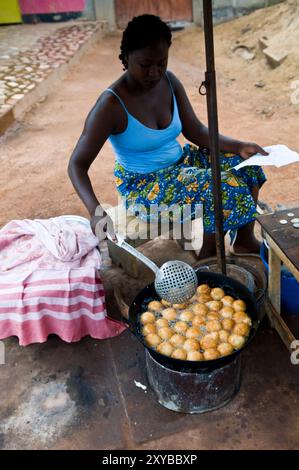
[154,260,198,304]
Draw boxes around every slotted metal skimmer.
[108,235,198,304]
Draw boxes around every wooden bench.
[105,203,201,278]
[257,208,299,358]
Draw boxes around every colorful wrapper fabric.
[114,144,266,238]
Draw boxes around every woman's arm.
[68,93,119,216]
[168,71,268,158]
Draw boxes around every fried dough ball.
[142,323,157,335]
[148,301,163,312]
[173,321,188,334]
[192,303,209,316]
[207,300,223,311]
[170,334,186,348]
[233,299,247,312]
[203,348,220,360]
[186,326,201,339]
[196,284,211,295]
[233,323,250,337]
[187,350,203,361]
[162,308,177,321]
[183,338,200,352]
[222,295,234,307]
[155,318,169,329]
[200,332,219,349]
[161,299,172,308]
[171,348,187,360]
[219,329,230,343]
[211,287,225,300]
[228,334,245,350]
[158,327,174,340]
[190,294,198,302]
[206,319,222,333]
[173,302,188,309]
[180,310,194,322]
[217,342,234,356]
[140,311,156,324]
[192,315,206,327]
[220,307,234,319]
[222,318,235,331]
[145,333,161,348]
[198,294,212,304]
[207,311,220,321]
[157,341,174,357]
[233,311,252,325]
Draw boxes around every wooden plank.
[257,208,299,273]
[268,244,281,316]
[265,234,299,283]
[265,299,297,354]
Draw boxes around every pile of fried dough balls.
[140,284,252,361]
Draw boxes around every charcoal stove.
[146,349,241,414]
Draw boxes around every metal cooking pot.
[117,269,264,373]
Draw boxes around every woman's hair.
[119,14,172,70]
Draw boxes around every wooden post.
[202,0,226,275]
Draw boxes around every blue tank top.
[107,72,183,174]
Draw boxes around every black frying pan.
[127,270,264,372]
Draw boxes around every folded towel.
[0,216,126,345]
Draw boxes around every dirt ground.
[1,1,299,228]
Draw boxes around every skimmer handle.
[111,235,159,274]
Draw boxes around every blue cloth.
[107,72,182,174]
[114,144,267,238]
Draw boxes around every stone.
[259,37,269,50]
[261,106,275,118]
[255,80,265,88]
[20,57,31,64]
[233,45,255,61]
[263,47,287,68]
[7,82,18,88]
[12,94,24,100]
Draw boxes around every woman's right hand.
[90,210,117,242]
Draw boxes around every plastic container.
[260,242,299,315]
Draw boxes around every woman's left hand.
[237,142,269,160]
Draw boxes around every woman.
[68,14,267,259]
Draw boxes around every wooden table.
[257,208,299,353]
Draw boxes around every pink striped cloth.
[0,217,126,346]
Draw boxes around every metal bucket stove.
[146,350,241,414]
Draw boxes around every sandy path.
[1,9,298,228]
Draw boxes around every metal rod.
[202,0,226,275]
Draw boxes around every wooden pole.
[202,0,226,274]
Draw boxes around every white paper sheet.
[232,144,299,171]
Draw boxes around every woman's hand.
[237,142,269,160]
[90,210,117,242]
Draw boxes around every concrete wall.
[94,0,116,31]
[193,0,284,26]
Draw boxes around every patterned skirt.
[114,144,266,236]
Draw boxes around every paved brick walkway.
[0,21,106,132]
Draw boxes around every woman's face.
[127,40,169,90]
